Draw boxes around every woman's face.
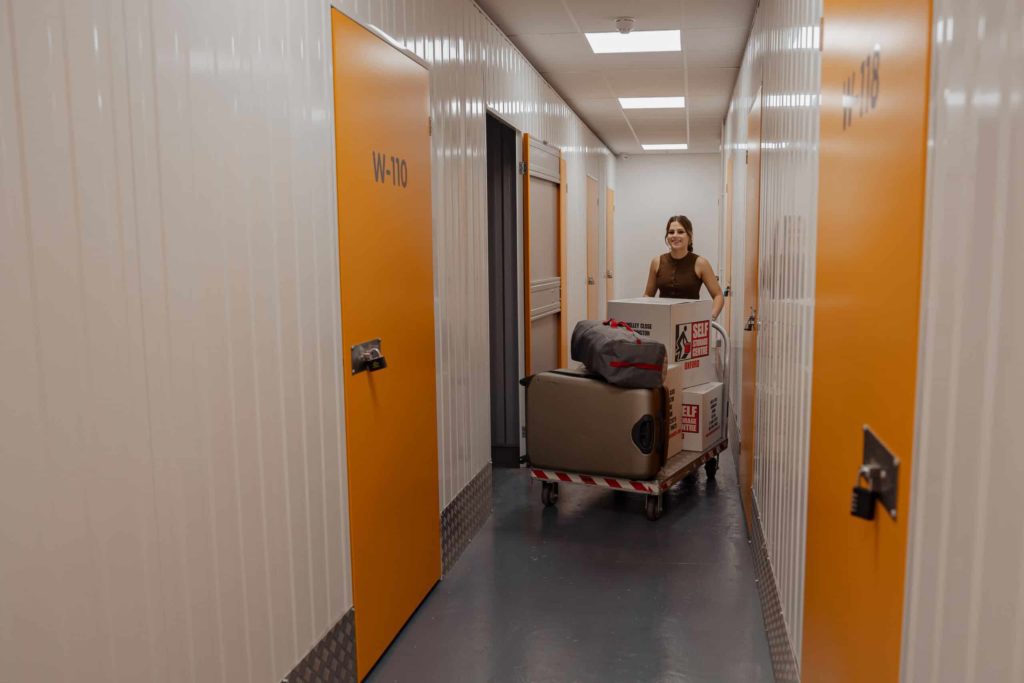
[666,222,690,251]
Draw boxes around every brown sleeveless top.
[656,252,702,299]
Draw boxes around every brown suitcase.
[525,369,665,479]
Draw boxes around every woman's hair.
[665,215,694,252]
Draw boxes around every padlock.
[850,466,876,520]
[850,485,875,520]
[363,348,387,372]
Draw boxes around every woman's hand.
[696,256,725,320]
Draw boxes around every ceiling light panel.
[642,143,689,151]
[584,30,681,54]
[619,96,686,109]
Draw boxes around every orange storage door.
[802,1,932,680]
[331,11,440,679]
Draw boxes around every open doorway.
[486,114,521,468]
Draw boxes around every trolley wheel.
[683,471,699,486]
[705,457,719,480]
[644,495,663,521]
[541,482,559,507]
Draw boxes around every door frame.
[484,113,522,467]
[585,174,600,321]
[522,133,567,374]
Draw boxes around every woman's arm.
[643,256,660,297]
[696,256,725,320]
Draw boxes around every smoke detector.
[615,17,636,34]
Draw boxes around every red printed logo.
[675,320,710,362]
[681,404,699,434]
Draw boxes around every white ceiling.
[475,0,757,155]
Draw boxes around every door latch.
[744,309,758,331]
[351,338,387,375]
[850,427,900,521]
[587,275,596,285]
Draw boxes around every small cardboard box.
[666,378,724,456]
[607,297,716,388]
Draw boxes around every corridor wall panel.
[0,0,353,680]
[331,0,615,508]
[902,0,1024,679]
[0,0,613,680]
[722,0,822,674]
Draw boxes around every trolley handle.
[711,320,730,422]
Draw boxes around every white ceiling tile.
[514,33,693,71]
[475,0,579,36]
[543,71,616,99]
[604,68,687,97]
[683,0,758,29]
[682,26,748,54]
[562,0,683,33]
[635,120,688,138]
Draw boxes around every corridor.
[1,0,1020,681]
[369,457,771,683]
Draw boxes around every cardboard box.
[665,378,724,456]
[608,297,716,388]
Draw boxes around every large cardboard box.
[607,297,716,388]
[665,377,724,456]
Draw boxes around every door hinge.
[745,150,749,164]
[428,116,432,136]
[518,161,527,175]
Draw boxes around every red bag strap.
[604,319,641,344]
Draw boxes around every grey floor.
[367,451,774,683]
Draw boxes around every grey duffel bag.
[570,319,667,389]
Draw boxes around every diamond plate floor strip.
[751,498,800,683]
[441,463,492,574]
[283,609,356,683]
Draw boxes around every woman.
[643,215,725,321]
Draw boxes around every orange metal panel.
[740,91,762,531]
[331,11,440,679]
[801,1,932,680]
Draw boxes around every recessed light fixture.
[619,96,686,109]
[642,143,688,151]
[584,30,681,54]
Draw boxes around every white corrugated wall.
[0,0,350,680]
[0,0,614,681]
[722,0,821,665]
[901,0,1024,680]
[331,0,615,508]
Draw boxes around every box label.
[681,404,699,433]
[619,321,652,337]
[705,396,720,437]
[675,320,710,362]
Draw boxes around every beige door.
[586,175,600,319]
[522,136,564,374]
[331,11,440,679]
[605,188,615,307]
[740,88,762,531]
